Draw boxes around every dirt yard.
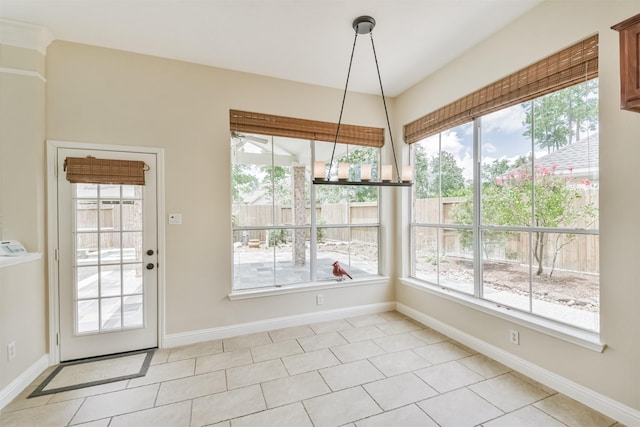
[437,260,600,313]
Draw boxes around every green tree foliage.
[431,152,466,197]
[414,144,430,199]
[231,163,259,203]
[316,146,379,204]
[260,165,292,205]
[523,79,598,153]
[482,158,514,184]
[414,147,467,198]
[452,80,599,276]
[453,162,597,276]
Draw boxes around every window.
[406,35,600,333]
[410,79,599,331]
[231,134,381,291]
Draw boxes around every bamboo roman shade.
[404,34,599,144]
[64,157,147,185]
[230,110,385,148]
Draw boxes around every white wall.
[395,0,640,414]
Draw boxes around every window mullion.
[310,140,318,282]
[473,118,482,299]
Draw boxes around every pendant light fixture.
[313,16,412,187]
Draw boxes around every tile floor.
[0,311,622,427]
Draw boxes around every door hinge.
[54,248,59,262]
[56,333,59,346]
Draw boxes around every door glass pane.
[77,200,98,230]
[122,232,142,262]
[100,233,121,264]
[77,233,98,265]
[122,185,142,199]
[99,201,116,231]
[123,264,143,294]
[77,266,99,299]
[77,184,97,199]
[100,184,120,198]
[101,265,122,297]
[123,295,143,327]
[73,183,145,335]
[77,300,99,333]
[122,200,143,230]
[101,297,122,330]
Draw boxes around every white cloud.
[482,105,527,134]
[483,143,496,153]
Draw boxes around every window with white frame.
[407,36,599,332]
[231,132,381,291]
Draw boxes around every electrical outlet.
[509,329,519,345]
[316,294,324,305]
[7,341,16,360]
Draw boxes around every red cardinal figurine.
[332,260,352,281]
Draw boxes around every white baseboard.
[164,302,396,348]
[0,354,49,412]
[396,303,640,427]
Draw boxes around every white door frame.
[47,140,166,365]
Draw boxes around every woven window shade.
[404,34,599,144]
[230,110,384,148]
[64,157,147,185]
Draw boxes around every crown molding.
[0,19,54,55]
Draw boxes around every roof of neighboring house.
[534,133,599,173]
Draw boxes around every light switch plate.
[168,213,182,225]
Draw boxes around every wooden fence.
[233,203,378,243]
[413,189,599,274]
[234,189,598,274]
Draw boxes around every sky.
[416,103,537,180]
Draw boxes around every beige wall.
[0,40,48,392]
[45,41,396,337]
[3,0,640,416]
[395,0,640,411]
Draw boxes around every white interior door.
[57,147,158,361]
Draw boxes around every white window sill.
[229,276,391,300]
[399,278,605,353]
[0,252,42,269]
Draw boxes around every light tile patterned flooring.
[1,311,622,427]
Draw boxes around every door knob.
[146,263,155,270]
[146,249,154,256]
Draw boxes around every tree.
[231,163,259,204]
[260,165,291,205]
[316,146,379,204]
[523,79,599,153]
[413,144,429,199]
[452,80,599,277]
[428,152,466,197]
[415,147,467,199]
[481,158,512,184]
[453,161,597,276]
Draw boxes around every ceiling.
[1,0,543,96]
